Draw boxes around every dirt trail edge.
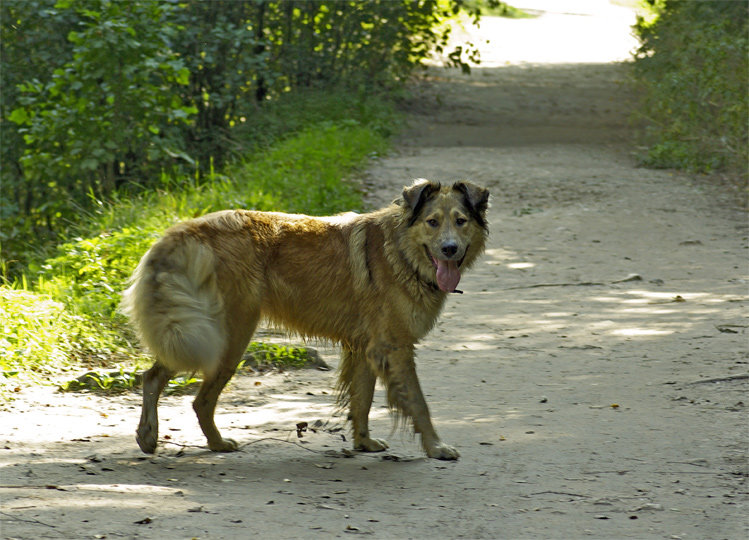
[2,6,747,540]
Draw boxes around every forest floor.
[2,2,747,539]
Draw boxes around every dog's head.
[399,179,489,293]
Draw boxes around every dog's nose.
[441,242,458,258]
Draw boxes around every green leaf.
[8,108,29,125]
[81,159,98,171]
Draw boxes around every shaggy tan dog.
[122,179,489,460]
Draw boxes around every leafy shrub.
[40,226,163,320]
[633,1,748,178]
[1,0,470,270]
[4,0,195,251]
[0,112,390,395]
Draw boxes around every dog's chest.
[407,294,446,339]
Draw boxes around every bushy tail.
[121,237,226,374]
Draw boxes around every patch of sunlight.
[618,307,677,315]
[545,312,576,317]
[620,297,655,305]
[484,247,515,266]
[441,413,506,426]
[470,417,503,424]
[466,333,500,342]
[626,290,710,301]
[611,327,674,337]
[530,320,566,331]
[453,340,499,351]
[507,262,536,269]
[589,319,617,331]
[0,457,86,467]
[485,247,515,258]
[31,494,169,509]
[70,484,181,494]
[451,1,638,68]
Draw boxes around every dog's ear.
[453,181,489,229]
[402,179,440,226]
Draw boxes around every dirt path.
[2,4,747,540]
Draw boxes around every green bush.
[36,119,386,321]
[633,1,748,178]
[1,0,469,270]
[0,110,393,395]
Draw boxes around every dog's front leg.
[345,348,389,452]
[368,342,459,460]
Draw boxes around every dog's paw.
[208,437,239,452]
[354,437,389,453]
[136,426,158,454]
[425,442,460,460]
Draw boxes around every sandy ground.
[2,3,747,539]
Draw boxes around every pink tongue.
[435,259,461,292]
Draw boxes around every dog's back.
[122,209,382,374]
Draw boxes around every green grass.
[1,91,397,397]
[59,342,321,395]
[241,342,327,371]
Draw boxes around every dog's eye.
[456,217,467,226]
[426,219,439,228]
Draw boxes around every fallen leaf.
[134,517,153,525]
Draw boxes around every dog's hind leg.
[192,363,241,452]
[192,316,257,452]
[136,362,174,454]
[343,347,388,453]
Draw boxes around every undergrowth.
[1,91,397,398]
[59,342,320,395]
[632,1,747,180]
